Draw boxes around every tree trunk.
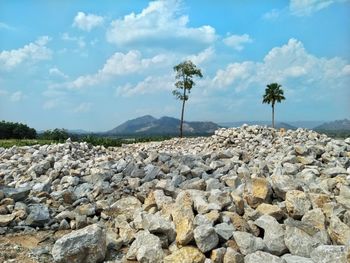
[272,104,275,129]
[180,88,186,138]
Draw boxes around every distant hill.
[219,121,297,130]
[314,119,350,131]
[106,115,220,135]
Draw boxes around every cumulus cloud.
[73,12,104,31]
[223,34,253,51]
[289,0,348,16]
[186,47,215,65]
[68,50,169,89]
[10,91,24,102]
[49,67,68,79]
[116,75,174,97]
[106,0,216,47]
[212,38,350,94]
[0,36,52,71]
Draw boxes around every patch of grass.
[0,139,56,148]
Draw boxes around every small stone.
[108,196,141,220]
[26,204,50,227]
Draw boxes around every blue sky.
[0,0,349,131]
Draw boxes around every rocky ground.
[0,125,349,263]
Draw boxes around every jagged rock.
[214,222,234,241]
[26,204,50,227]
[210,247,226,263]
[52,224,106,263]
[232,231,265,255]
[194,224,219,253]
[108,196,141,220]
[255,215,287,255]
[223,247,244,263]
[256,203,284,220]
[285,190,311,219]
[164,246,205,263]
[244,251,286,263]
[244,177,271,208]
[2,187,31,201]
[310,245,347,263]
[328,216,350,245]
[126,230,164,262]
[281,254,313,263]
[172,191,195,245]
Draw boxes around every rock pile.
[0,125,350,262]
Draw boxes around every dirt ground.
[0,230,70,263]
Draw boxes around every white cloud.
[223,34,253,51]
[186,47,215,65]
[0,36,52,71]
[62,33,86,49]
[262,9,281,20]
[10,91,24,102]
[49,67,68,79]
[0,22,14,31]
[116,75,173,97]
[106,0,217,47]
[73,12,104,31]
[212,38,350,94]
[74,102,92,113]
[289,0,348,16]
[68,50,169,89]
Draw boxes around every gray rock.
[214,222,234,241]
[194,224,219,253]
[255,215,287,255]
[52,224,106,263]
[232,231,265,255]
[285,190,311,219]
[26,204,50,227]
[2,187,31,201]
[244,251,286,263]
[281,254,313,263]
[126,230,164,262]
[310,245,347,263]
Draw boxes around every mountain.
[106,115,220,135]
[219,121,297,130]
[314,119,350,131]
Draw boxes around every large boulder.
[52,224,106,263]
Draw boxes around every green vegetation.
[317,130,350,139]
[0,120,36,139]
[173,60,203,138]
[262,83,286,129]
[0,139,55,148]
[40,128,69,141]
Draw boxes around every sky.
[0,0,349,131]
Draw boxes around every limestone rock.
[310,245,347,263]
[244,251,286,263]
[232,231,265,255]
[194,224,219,253]
[285,190,311,219]
[163,246,205,263]
[52,224,106,263]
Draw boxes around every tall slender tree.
[262,83,286,128]
[173,60,203,137]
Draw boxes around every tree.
[173,60,203,137]
[262,83,286,128]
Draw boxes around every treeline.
[0,120,36,139]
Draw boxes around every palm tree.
[262,83,286,128]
